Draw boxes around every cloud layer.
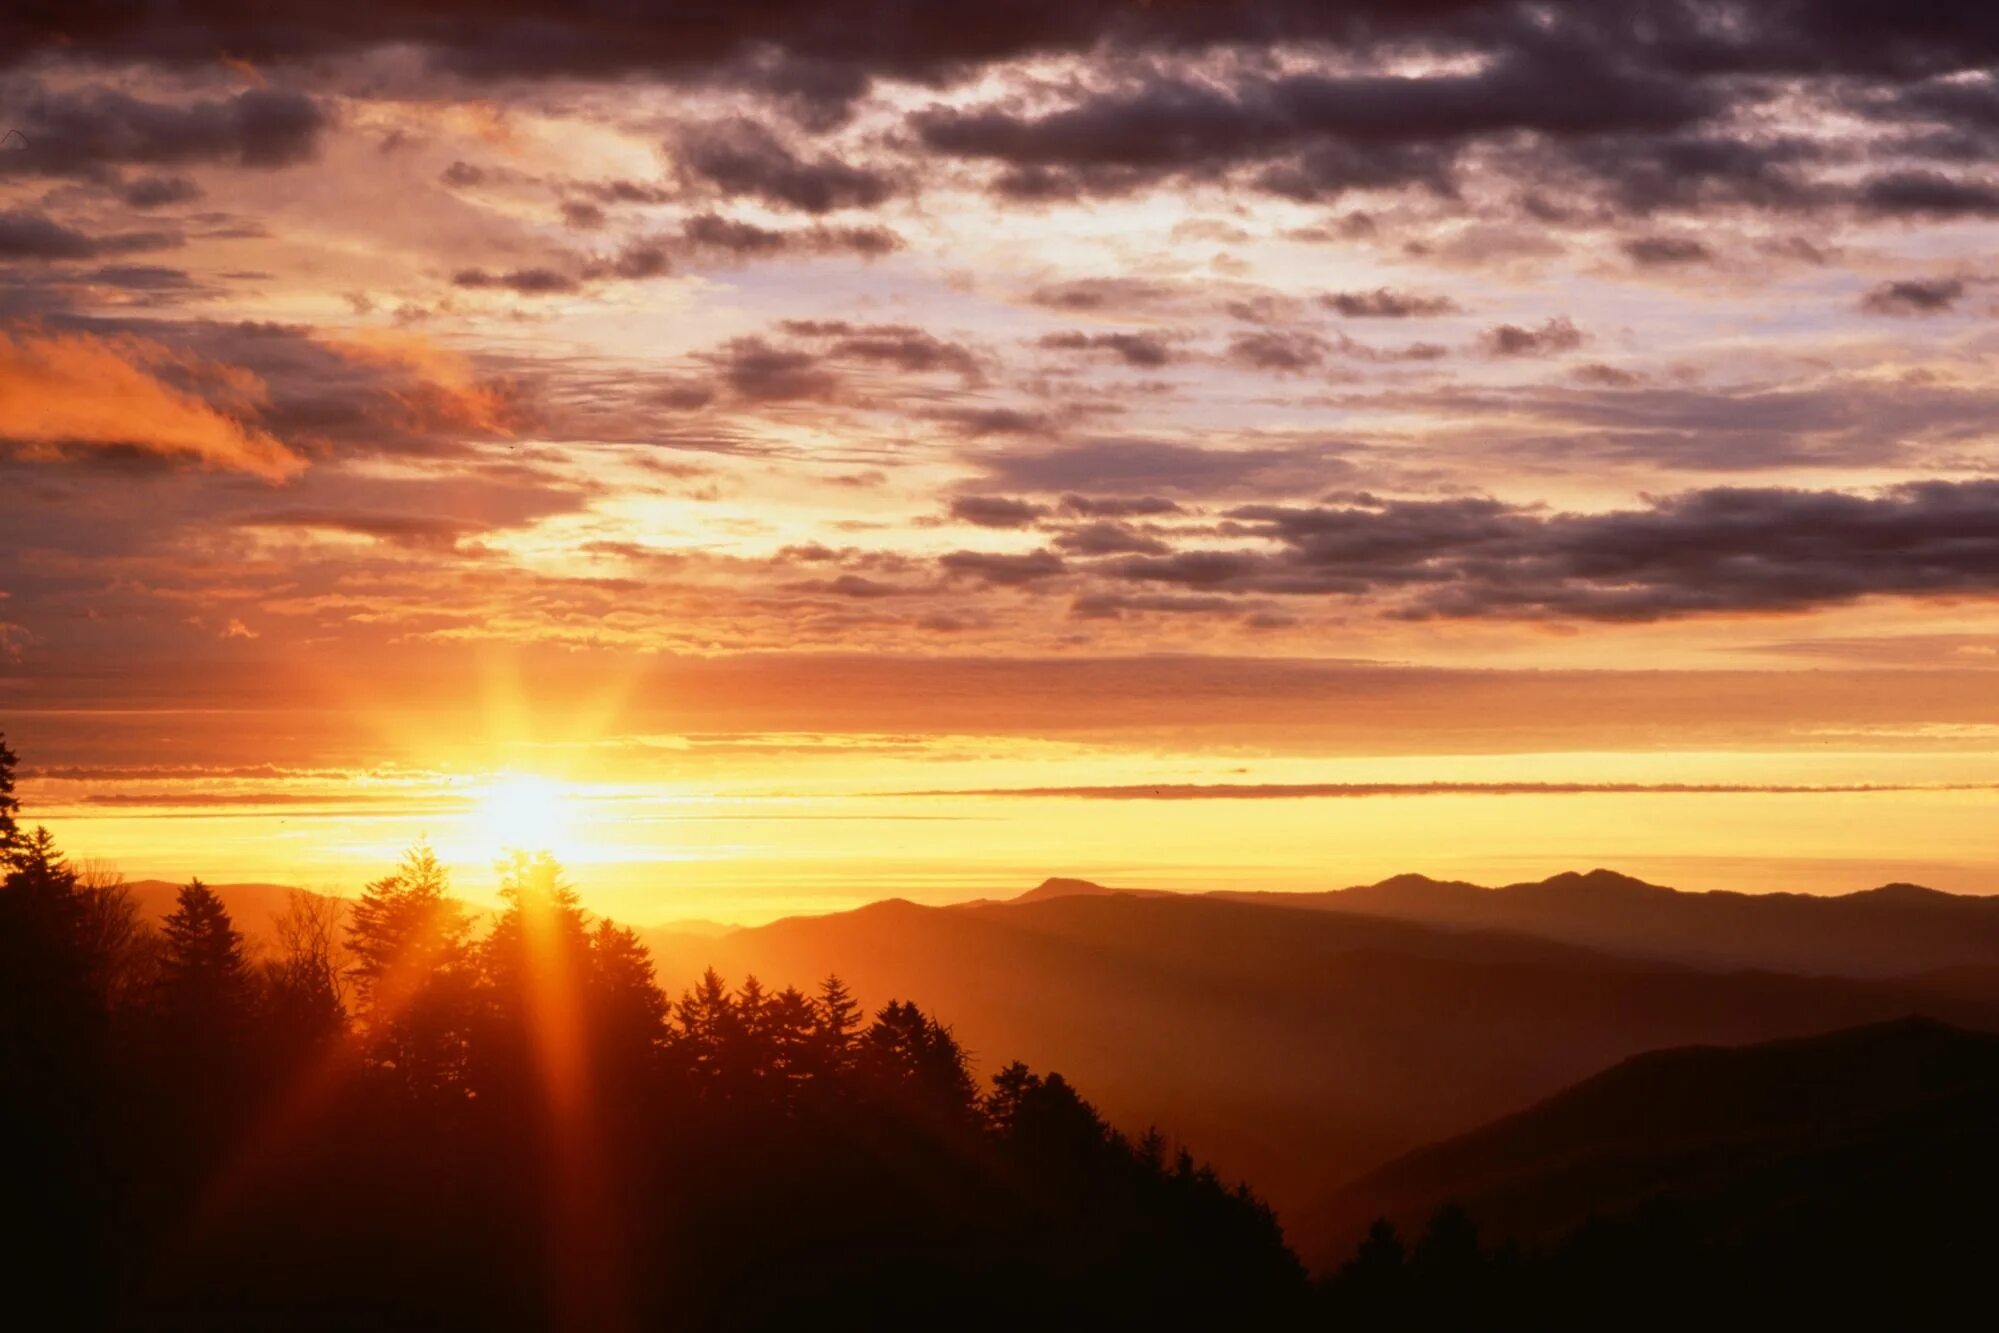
[2,0,1997,743]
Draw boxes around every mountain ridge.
[640,886,1999,1255]
[1311,1015,1999,1265]
[1215,866,1999,976]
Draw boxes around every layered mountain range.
[135,868,1999,1258]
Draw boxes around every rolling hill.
[1218,868,1999,976]
[1312,1017,1999,1266]
[113,866,1999,1257]
[642,886,1999,1254]
[125,879,338,946]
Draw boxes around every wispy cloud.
[889,782,1999,800]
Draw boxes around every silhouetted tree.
[674,966,744,1097]
[1328,1219,1409,1327]
[0,819,113,1320]
[0,731,19,859]
[346,842,473,1099]
[472,850,595,1103]
[263,890,347,1058]
[764,984,818,1100]
[8,822,71,890]
[860,998,978,1119]
[73,863,157,1014]
[801,972,860,1086]
[0,821,91,1047]
[1410,1202,1483,1329]
[731,973,781,1096]
[586,919,669,1088]
[157,879,253,1036]
[0,748,1314,1331]
[988,1061,1110,1164]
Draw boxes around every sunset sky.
[5,3,1999,921]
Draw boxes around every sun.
[469,774,576,860]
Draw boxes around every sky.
[4,2,1999,922]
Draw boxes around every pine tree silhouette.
[813,972,861,1075]
[158,879,250,1022]
[0,742,1319,1330]
[346,841,473,1099]
[0,731,19,859]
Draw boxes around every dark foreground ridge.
[8,736,1999,1329]
[1,762,1296,1328]
[1314,1016,1999,1330]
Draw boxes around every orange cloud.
[327,330,516,437]
[0,327,304,479]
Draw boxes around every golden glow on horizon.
[14,704,1999,923]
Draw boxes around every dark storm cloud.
[1621,235,1713,266]
[1035,330,1174,368]
[14,3,1999,80]
[787,574,911,599]
[576,179,676,206]
[14,3,1999,175]
[929,406,1051,437]
[1103,550,1273,589]
[1480,317,1584,357]
[678,214,793,257]
[1860,277,1967,314]
[676,213,902,260]
[1372,376,1999,471]
[1893,75,1999,134]
[583,241,672,281]
[1858,170,1999,218]
[711,337,841,402]
[938,549,1067,586]
[1328,332,1450,363]
[451,267,580,295]
[780,321,982,380]
[1025,279,1183,314]
[1,88,327,176]
[1049,522,1171,557]
[1550,131,1829,215]
[1058,494,1183,519]
[0,210,181,260]
[978,439,1352,498]
[1089,482,1999,622]
[1069,592,1249,620]
[1226,330,1329,373]
[948,496,1047,529]
[0,3,1490,89]
[452,241,674,294]
[916,46,1714,200]
[1321,288,1461,318]
[676,120,895,213]
[83,265,201,292]
[1572,363,1644,387]
[114,175,203,208]
[902,8,1999,214]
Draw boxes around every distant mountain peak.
[1524,868,1670,896]
[1372,872,1456,890]
[1352,872,1488,899]
[1014,876,1116,903]
[1848,881,1951,904]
